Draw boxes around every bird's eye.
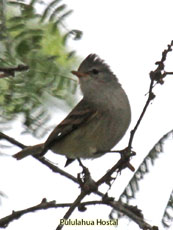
[91,69,99,74]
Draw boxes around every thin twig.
[128,40,173,149]
[56,191,87,230]
[0,132,26,149]
[96,151,136,186]
[37,157,79,183]
[128,79,155,148]
[0,198,70,228]
[0,65,29,77]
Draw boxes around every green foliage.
[0,0,82,137]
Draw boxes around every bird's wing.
[44,99,97,150]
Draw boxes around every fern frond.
[119,129,173,204]
[49,4,67,21]
[162,189,173,228]
[41,0,62,22]
[0,0,80,136]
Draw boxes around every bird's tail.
[13,143,44,160]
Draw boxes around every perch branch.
[0,65,29,78]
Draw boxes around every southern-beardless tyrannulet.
[13,54,131,166]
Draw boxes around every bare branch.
[56,191,87,230]
[0,197,157,230]
[0,65,29,78]
[0,132,26,149]
[37,157,80,183]
[128,40,173,149]
[0,198,70,228]
[128,79,155,148]
[96,150,136,186]
[81,200,153,230]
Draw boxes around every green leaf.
[8,16,24,23]
[71,29,83,40]
[14,28,43,40]
[49,4,67,21]
[52,10,73,32]
[41,0,62,22]
[8,24,25,31]
[7,1,28,7]
[55,10,73,24]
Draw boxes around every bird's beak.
[71,70,88,78]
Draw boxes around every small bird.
[13,54,131,166]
